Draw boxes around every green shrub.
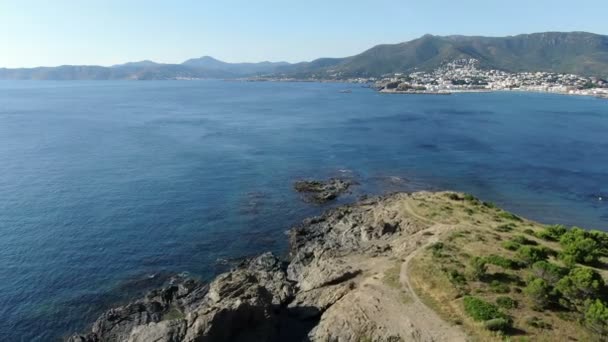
[498,211,523,222]
[502,240,520,251]
[496,296,518,309]
[470,256,487,280]
[490,280,510,293]
[524,277,551,309]
[523,228,535,235]
[484,255,523,270]
[589,230,608,256]
[584,299,608,335]
[556,267,605,310]
[517,246,548,265]
[484,317,512,332]
[446,193,462,201]
[531,261,567,285]
[537,224,567,241]
[559,228,601,265]
[463,296,507,321]
[512,235,537,246]
[428,242,446,258]
[483,201,497,209]
[447,269,468,286]
[495,223,516,232]
[463,193,478,203]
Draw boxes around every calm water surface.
[0,80,607,341]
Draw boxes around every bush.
[428,242,446,258]
[585,299,608,335]
[524,277,551,309]
[498,211,523,222]
[537,224,567,241]
[470,256,487,280]
[484,318,512,332]
[512,235,538,246]
[463,193,478,203]
[483,201,497,209]
[531,261,567,285]
[556,267,605,310]
[446,269,468,286]
[484,255,523,270]
[517,246,549,265]
[523,228,535,235]
[502,240,520,251]
[496,296,518,309]
[490,280,510,293]
[463,296,507,321]
[495,223,516,232]
[446,193,462,201]
[589,230,608,256]
[559,228,601,265]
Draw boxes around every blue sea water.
[0,80,607,341]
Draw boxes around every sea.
[0,80,607,341]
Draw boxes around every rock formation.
[69,192,467,342]
[293,178,354,203]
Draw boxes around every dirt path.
[398,200,468,341]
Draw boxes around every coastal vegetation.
[408,192,608,341]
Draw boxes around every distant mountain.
[182,56,290,75]
[1,32,607,80]
[278,32,608,78]
[111,60,161,68]
[0,64,233,80]
[0,56,290,80]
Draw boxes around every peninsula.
[69,191,608,341]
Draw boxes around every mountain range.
[1,32,607,80]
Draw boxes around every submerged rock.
[293,178,354,203]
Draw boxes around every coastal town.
[366,59,608,98]
[252,58,608,99]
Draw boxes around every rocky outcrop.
[69,253,293,342]
[293,178,354,203]
[70,192,464,342]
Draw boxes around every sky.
[1,0,607,68]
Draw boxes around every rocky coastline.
[68,191,466,342]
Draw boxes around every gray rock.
[69,193,426,342]
[293,178,354,203]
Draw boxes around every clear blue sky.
[1,0,607,68]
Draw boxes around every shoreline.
[378,88,608,99]
[241,78,608,100]
[67,189,608,341]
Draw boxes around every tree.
[556,268,605,310]
[531,261,566,285]
[560,231,600,266]
[524,277,551,309]
[585,299,608,335]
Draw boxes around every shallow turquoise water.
[0,80,607,341]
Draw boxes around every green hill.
[279,32,608,78]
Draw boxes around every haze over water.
[1,80,607,341]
